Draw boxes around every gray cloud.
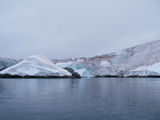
[0,0,160,59]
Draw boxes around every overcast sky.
[0,0,160,59]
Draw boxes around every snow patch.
[100,61,111,67]
[129,62,160,76]
[56,62,73,68]
[147,62,160,73]
[130,65,149,71]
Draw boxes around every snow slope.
[0,55,71,77]
[128,62,160,76]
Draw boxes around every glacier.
[128,62,160,77]
[53,40,160,77]
[0,55,72,78]
[1,40,160,78]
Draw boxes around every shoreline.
[1,74,160,78]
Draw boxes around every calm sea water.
[0,78,160,120]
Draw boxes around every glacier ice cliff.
[53,40,160,77]
[1,40,160,78]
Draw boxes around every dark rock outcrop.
[64,67,81,78]
[0,74,73,79]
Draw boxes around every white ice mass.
[1,40,160,77]
[0,55,71,77]
[100,61,111,67]
[128,62,160,76]
[54,40,160,77]
[56,60,92,77]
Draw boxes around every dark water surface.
[0,78,160,120]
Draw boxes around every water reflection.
[0,78,160,120]
[0,80,4,94]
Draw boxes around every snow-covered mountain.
[1,40,160,77]
[0,55,72,77]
